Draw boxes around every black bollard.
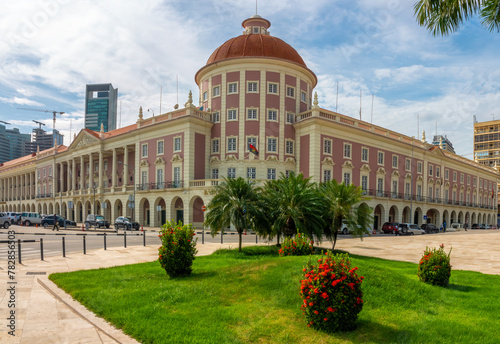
[104,233,107,250]
[62,237,66,257]
[40,238,44,261]
[124,231,127,248]
[18,239,22,264]
[83,235,86,254]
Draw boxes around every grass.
[49,246,500,344]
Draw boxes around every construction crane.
[0,120,10,125]
[18,108,65,147]
[32,120,46,129]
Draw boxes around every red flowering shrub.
[417,244,452,287]
[158,220,198,277]
[279,233,314,256]
[300,252,363,332]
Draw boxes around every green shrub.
[158,221,198,277]
[278,233,314,256]
[300,252,363,332]
[417,244,452,287]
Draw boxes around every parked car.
[4,212,20,224]
[114,216,140,230]
[421,223,439,234]
[21,212,42,226]
[13,213,22,224]
[0,213,11,229]
[397,223,425,235]
[382,222,400,234]
[41,215,76,229]
[85,214,110,229]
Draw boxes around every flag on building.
[249,144,259,156]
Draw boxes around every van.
[21,212,42,226]
[450,223,464,232]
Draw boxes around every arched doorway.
[450,210,457,224]
[402,206,411,223]
[458,211,464,224]
[413,207,423,225]
[171,197,184,224]
[139,198,150,226]
[102,200,111,221]
[114,199,123,219]
[373,204,385,230]
[426,208,439,225]
[389,205,399,223]
[154,197,167,227]
[191,196,205,229]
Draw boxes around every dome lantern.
[242,15,271,35]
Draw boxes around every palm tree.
[263,172,326,243]
[414,0,500,35]
[204,177,262,252]
[321,180,373,250]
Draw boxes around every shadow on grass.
[315,319,402,343]
[448,283,476,292]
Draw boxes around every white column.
[72,158,76,192]
[123,145,129,191]
[88,154,93,189]
[98,150,103,189]
[112,148,117,188]
[80,155,84,191]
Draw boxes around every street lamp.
[118,161,136,222]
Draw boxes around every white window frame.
[361,147,369,162]
[212,85,220,97]
[361,175,368,191]
[267,82,278,94]
[212,168,219,179]
[378,151,384,165]
[228,82,238,94]
[324,169,332,183]
[227,109,238,121]
[436,167,440,178]
[344,143,352,159]
[267,109,278,122]
[142,143,148,158]
[286,86,295,98]
[104,160,108,170]
[417,161,422,174]
[324,139,332,155]
[247,81,258,93]
[301,91,307,103]
[405,158,410,171]
[203,91,208,101]
[247,167,256,179]
[173,167,181,185]
[285,140,294,155]
[429,164,433,176]
[174,136,182,152]
[286,112,294,124]
[247,108,258,120]
[227,167,236,179]
[392,155,398,168]
[343,172,351,185]
[227,137,237,152]
[157,168,164,188]
[212,138,220,154]
[157,140,164,155]
[267,137,277,153]
[267,168,276,180]
[212,112,220,123]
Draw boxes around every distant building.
[25,128,65,153]
[432,135,456,154]
[85,83,118,132]
[474,119,500,167]
[0,125,31,164]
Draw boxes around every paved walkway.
[0,230,498,343]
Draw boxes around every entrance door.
[176,210,184,224]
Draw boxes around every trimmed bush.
[158,221,198,277]
[417,244,452,287]
[300,252,363,332]
[278,233,314,256]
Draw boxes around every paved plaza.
[0,229,499,343]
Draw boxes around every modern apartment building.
[474,119,500,167]
[85,83,118,132]
[432,135,456,154]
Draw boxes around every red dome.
[206,34,307,67]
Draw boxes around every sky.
[0,0,499,157]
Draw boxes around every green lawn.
[49,246,500,344]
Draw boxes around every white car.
[397,223,425,235]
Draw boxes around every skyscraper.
[85,83,118,132]
[0,125,31,164]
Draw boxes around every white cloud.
[0,96,44,106]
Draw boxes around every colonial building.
[0,15,498,229]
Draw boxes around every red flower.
[314,310,319,314]
[321,292,328,299]
[323,318,328,321]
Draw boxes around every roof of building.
[206,34,307,67]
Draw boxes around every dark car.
[421,223,439,234]
[382,222,400,234]
[114,216,140,230]
[41,215,76,229]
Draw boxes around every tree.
[263,172,326,243]
[321,180,373,250]
[414,0,500,36]
[204,177,262,252]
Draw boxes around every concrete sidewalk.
[1,230,499,343]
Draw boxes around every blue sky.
[0,0,499,156]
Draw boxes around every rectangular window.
[247,82,258,93]
[324,170,332,183]
[301,91,307,102]
[436,167,440,178]
[157,169,164,188]
[378,151,384,165]
[286,112,294,124]
[285,140,294,155]
[286,86,295,98]
[247,167,256,179]
[377,178,384,193]
[429,186,433,199]
[228,109,237,121]
[417,161,422,173]
[94,162,98,172]
[212,139,219,153]
[473,177,476,186]
[227,167,236,179]
[343,172,351,185]
[417,185,422,198]
[460,173,464,183]
[429,165,433,176]
[453,171,457,182]
[203,91,207,101]
[212,112,220,123]
[228,82,238,94]
[405,158,410,171]
[142,144,148,157]
[174,137,181,152]
[344,143,351,158]
[267,168,276,180]
[392,155,398,168]
[445,169,449,180]
[173,167,181,185]
[392,180,398,196]
[212,168,219,179]
[227,137,237,152]
[141,170,148,186]
[157,140,164,155]
[247,137,257,151]
[361,175,368,191]
[405,182,410,197]
[213,86,220,97]
[324,139,332,154]
[267,109,277,121]
[247,109,257,120]
[267,138,277,153]
[436,187,440,199]
[268,83,278,94]
[362,147,369,162]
